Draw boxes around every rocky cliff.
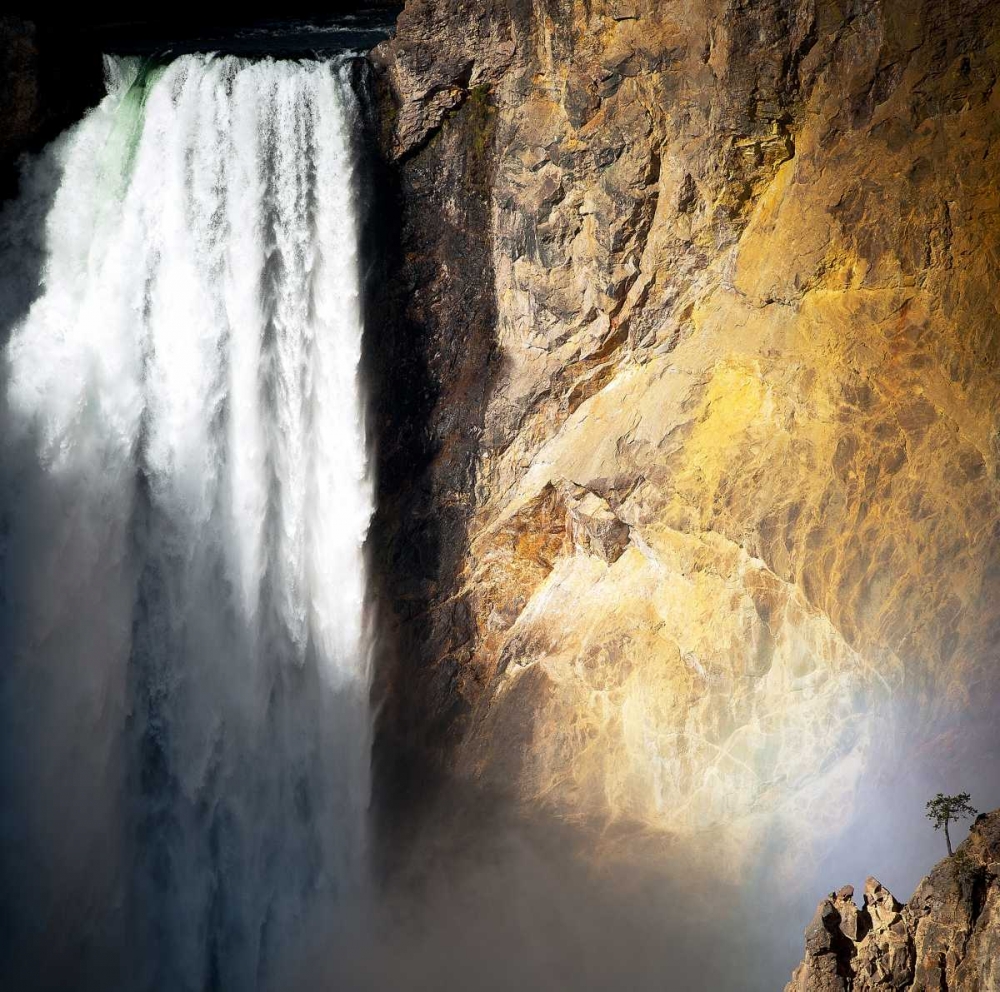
[369,0,1000,863]
[786,808,1000,991]
[0,16,104,200]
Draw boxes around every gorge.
[1,2,999,990]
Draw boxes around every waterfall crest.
[1,54,373,991]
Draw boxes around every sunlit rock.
[787,809,1000,992]
[371,0,1000,868]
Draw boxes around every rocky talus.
[786,809,1000,992]
[370,0,1000,864]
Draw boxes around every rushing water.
[0,54,373,991]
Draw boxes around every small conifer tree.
[926,792,978,856]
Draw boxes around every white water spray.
[1,54,373,991]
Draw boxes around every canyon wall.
[370,0,1000,863]
[2,0,998,879]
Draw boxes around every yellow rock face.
[467,529,892,866]
[377,0,1000,864]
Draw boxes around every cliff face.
[371,0,1000,859]
[0,17,104,200]
[786,809,1000,991]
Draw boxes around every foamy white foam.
[2,54,373,990]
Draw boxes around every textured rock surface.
[786,809,1000,991]
[371,0,1000,859]
[0,16,103,200]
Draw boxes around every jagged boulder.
[786,895,853,992]
[785,810,1000,991]
[564,489,630,563]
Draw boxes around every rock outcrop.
[786,809,1000,991]
[370,0,1000,863]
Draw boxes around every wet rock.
[0,16,104,199]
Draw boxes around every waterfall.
[0,54,373,991]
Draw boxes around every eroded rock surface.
[786,809,1000,991]
[371,0,1000,859]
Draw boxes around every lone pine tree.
[926,792,979,856]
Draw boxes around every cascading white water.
[0,54,373,991]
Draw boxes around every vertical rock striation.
[370,0,1000,861]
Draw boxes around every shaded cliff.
[0,16,105,200]
[370,0,1000,864]
[786,808,1000,991]
[0,8,401,200]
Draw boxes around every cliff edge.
[786,809,1000,991]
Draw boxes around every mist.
[0,53,374,991]
[1,20,998,992]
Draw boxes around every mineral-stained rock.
[564,488,630,563]
[370,0,1000,860]
[785,809,1000,992]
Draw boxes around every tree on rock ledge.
[926,792,978,856]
